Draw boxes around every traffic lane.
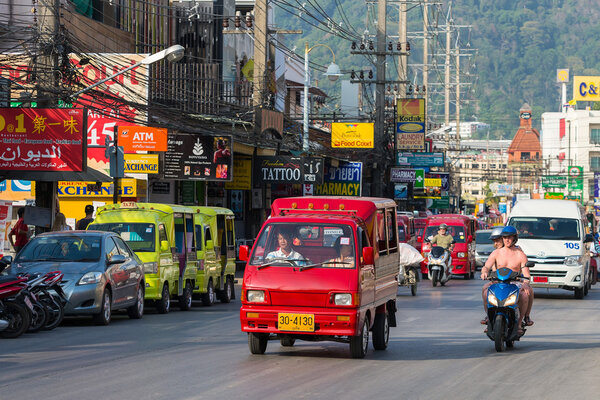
[1,280,600,399]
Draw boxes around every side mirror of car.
[362,246,374,265]
[160,240,169,252]
[584,233,594,243]
[467,235,473,242]
[107,254,126,266]
[206,240,214,250]
[239,245,249,262]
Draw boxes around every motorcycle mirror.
[525,261,535,268]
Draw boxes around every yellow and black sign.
[573,76,600,101]
[331,123,374,148]
[124,154,159,174]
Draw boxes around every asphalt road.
[1,275,600,400]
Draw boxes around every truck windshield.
[508,217,580,240]
[424,225,466,243]
[89,223,155,252]
[250,223,356,269]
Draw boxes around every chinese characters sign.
[0,108,85,171]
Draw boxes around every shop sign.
[303,157,324,184]
[118,126,167,152]
[0,108,85,172]
[573,76,600,101]
[430,196,450,209]
[568,166,583,191]
[428,172,450,191]
[394,183,408,200]
[151,181,170,195]
[315,161,362,197]
[499,202,507,214]
[414,187,441,199]
[397,152,444,167]
[254,156,303,184]
[331,123,374,148]
[542,175,567,188]
[58,178,137,197]
[225,158,252,190]
[396,98,425,150]
[124,154,159,174]
[544,192,565,200]
[565,195,582,203]
[424,178,441,188]
[164,134,232,181]
[391,168,421,183]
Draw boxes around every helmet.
[489,226,504,240]
[501,225,518,237]
[438,223,448,230]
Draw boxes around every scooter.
[0,275,31,338]
[485,267,528,352]
[426,244,452,287]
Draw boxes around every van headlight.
[78,272,102,285]
[457,252,466,258]
[334,293,353,306]
[247,290,265,303]
[504,293,517,306]
[487,292,498,306]
[565,256,582,266]
[143,262,158,274]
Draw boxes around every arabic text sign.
[397,152,444,167]
[573,76,600,101]
[124,154,159,174]
[118,126,167,152]
[315,161,362,197]
[0,108,85,171]
[331,123,374,148]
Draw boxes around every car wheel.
[0,301,30,338]
[127,285,145,319]
[219,276,233,303]
[372,310,389,350]
[574,286,584,299]
[248,333,268,354]
[179,281,193,311]
[349,317,369,358]
[157,283,170,314]
[93,288,112,325]
[201,279,215,306]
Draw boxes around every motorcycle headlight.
[565,256,582,266]
[78,272,103,285]
[246,290,265,303]
[457,252,466,258]
[504,293,517,306]
[487,292,498,306]
[333,293,353,306]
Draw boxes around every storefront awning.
[0,168,113,182]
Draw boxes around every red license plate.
[533,276,548,283]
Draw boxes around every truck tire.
[574,286,584,299]
[248,333,268,354]
[349,317,369,358]
[179,281,193,311]
[372,311,389,350]
[157,283,170,314]
[201,279,215,306]
[218,276,233,303]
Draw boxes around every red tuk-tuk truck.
[397,213,417,249]
[239,197,400,358]
[420,214,477,279]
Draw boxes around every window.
[502,164,507,168]
[195,225,203,251]
[295,90,301,105]
[226,217,235,250]
[472,163,479,169]
[88,222,155,252]
[521,152,531,160]
[377,209,387,254]
[386,208,398,253]
[489,164,496,169]
[592,156,600,172]
[472,190,479,195]
[114,236,133,257]
[158,224,168,249]
[105,238,119,261]
[592,128,600,145]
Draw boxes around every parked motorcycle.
[0,275,31,338]
[485,267,530,352]
[426,244,452,287]
[17,271,67,332]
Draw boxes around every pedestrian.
[51,212,72,231]
[9,207,29,254]
[76,205,95,230]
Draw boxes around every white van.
[507,199,594,299]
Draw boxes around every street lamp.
[303,42,343,153]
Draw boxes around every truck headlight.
[457,252,466,258]
[565,256,582,266]
[247,290,265,303]
[334,293,353,306]
[143,262,158,274]
[78,272,102,285]
[487,292,498,306]
[504,293,517,306]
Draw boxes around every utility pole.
[423,0,429,120]
[398,1,407,97]
[253,0,267,108]
[444,20,451,150]
[455,46,460,151]
[375,0,387,197]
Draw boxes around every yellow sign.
[124,154,159,174]
[544,192,565,200]
[331,123,374,148]
[397,98,425,122]
[573,76,600,101]
[556,69,569,83]
[225,158,252,190]
[58,178,137,197]
[424,178,441,187]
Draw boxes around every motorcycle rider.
[429,223,455,273]
[481,226,533,334]
[480,226,505,325]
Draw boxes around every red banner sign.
[0,108,85,171]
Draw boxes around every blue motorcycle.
[485,267,529,352]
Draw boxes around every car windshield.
[424,225,466,243]
[508,217,580,240]
[16,235,101,262]
[476,231,493,244]
[89,222,155,252]
[250,223,356,269]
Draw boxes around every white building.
[541,108,600,201]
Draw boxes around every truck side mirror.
[467,235,473,242]
[417,236,422,242]
[362,247,374,265]
[160,240,169,252]
[206,240,214,250]
[239,245,249,262]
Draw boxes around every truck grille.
[527,257,565,265]
[530,270,567,278]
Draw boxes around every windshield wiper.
[257,258,312,270]
[299,260,351,271]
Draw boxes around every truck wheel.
[218,276,233,303]
[157,283,170,314]
[179,281,193,311]
[574,286,584,299]
[494,315,505,352]
[201,279,215,306]
[372,311,389,350]
[280,337,296,347]
[248,333,268,354]
[432,270,439,287]
[349,317,369,358]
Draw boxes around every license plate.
[278,313,314,332]
[23,296,34,311]
[533,276,548,283]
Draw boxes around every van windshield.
[508,217,580,240]
[89,223,155,252]
[424,225,466,243]
[476,231,493,244]
[250,223,356,269]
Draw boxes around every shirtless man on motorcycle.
[481,226,534,333]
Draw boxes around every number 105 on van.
[278,313,315,332]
